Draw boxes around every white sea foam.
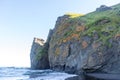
[0,67,76,80]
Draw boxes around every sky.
[0,0,120,67]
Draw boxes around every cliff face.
[48,4,120,74]
[30,38,49,69]
[30,3,120,74]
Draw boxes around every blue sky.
[0,0,120,67]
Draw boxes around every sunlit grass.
[65,13,84,18]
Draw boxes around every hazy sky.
[0,0,120,67]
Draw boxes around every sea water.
[0,67,76,80]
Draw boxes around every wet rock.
[86,73,120,80]
[65,76,85,80]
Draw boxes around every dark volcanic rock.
[96,5,112,12]
[30,29,53,69]
[46,29,53,42]
[65,76,85,80]
[48,3,120,74]
[30,38,44,69]
[30,38,49,69]
[86,73,120,80]
[30,3,120,74]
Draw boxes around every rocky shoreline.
[30,3,120,80]
[66,73,120,80]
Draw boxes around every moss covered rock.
[30,38,49,69]
[48,3,120,74]
[30,3,120,74]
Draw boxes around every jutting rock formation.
[30,3,120,74]
[30,38,49,69]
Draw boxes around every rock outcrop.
[30,38,49,69]
[96,5,112,12]
[30,3,120,74]
[48,4,120,74]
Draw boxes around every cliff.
[30,3,120,74]
[30,38,49,69]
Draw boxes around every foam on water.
[0,67,76,80]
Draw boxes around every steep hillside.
[30,38,49,69]
[48,4,120,74]
[30,3,120,74]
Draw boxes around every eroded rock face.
[30,3,120,74]
[30,29,54,69]
[96,5,112,12]
[48,3,120,74]
[48,15,87,74]
[30,38,49,69]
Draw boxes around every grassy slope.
[44,3,120,56]
[59,3,120,47]
[81,4,120,46]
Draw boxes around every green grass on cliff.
[81,5,120,46]
[51,3,120,53]
[36,43,49,60]
[36,48,46,60]
[65,13,84,18]
[63,4,120,47]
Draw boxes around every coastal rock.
[30,3,120,74]
[96,5,112,12]
[30,38,49,69]
[48,15,86,73]
[46,29,53,42]
[48,3,120,74]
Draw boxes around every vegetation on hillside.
[50,3,120,56]
[65,13,84,18]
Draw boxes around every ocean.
[0,67,77,80]
[1,67,119,80]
